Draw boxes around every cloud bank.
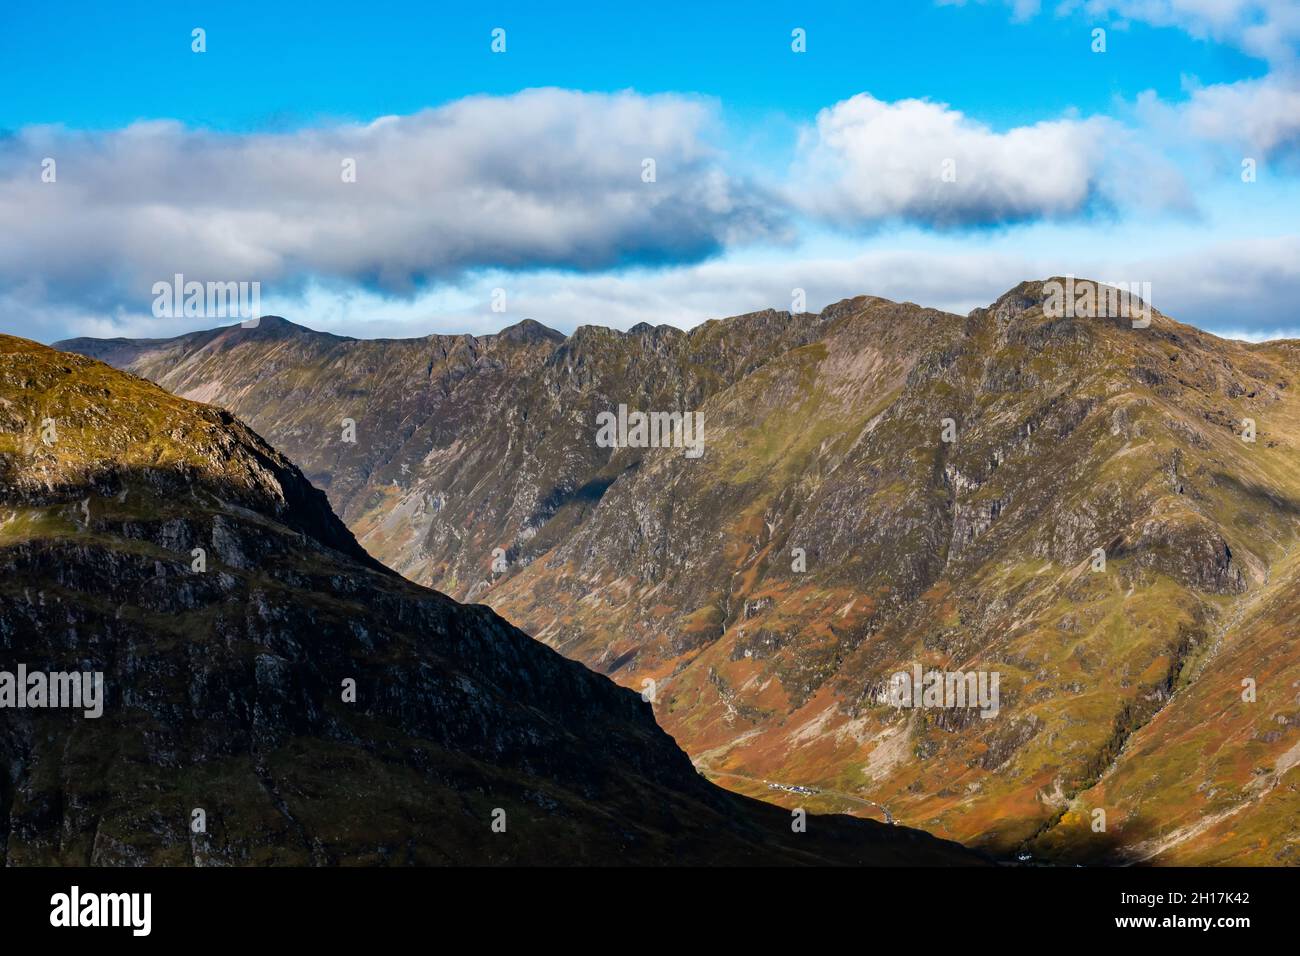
[33,233,1300,345]
[0,89,781,320]
[0,76,1294,343]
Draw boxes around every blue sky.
[2,0,1298,341]
[1,1,1261,131]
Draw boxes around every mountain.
[58,279,1300,864]
[0,334,981,865]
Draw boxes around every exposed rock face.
[0,336,980,866]
[60,278,1300,863]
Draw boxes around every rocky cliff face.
[60,279,1300,863]
[0,335,980,865]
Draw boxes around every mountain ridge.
[55,278,1300,863]
[0,333,983,865]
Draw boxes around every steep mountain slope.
[1036,538,1300,865]
[59,280,1300,862]
[59,309,824,595]
[0,335,981,865]
[1031,337,1300,866]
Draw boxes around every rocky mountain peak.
[492,318,566,346]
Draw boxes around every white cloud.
[1178,75,1300,158]
[1071,0,1300,64]
[787,93,1187,228]
[968,0,1300,65]
[1129,73,1300,178]
[0,89,783,319]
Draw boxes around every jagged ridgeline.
[58,279,1300,864]
[0,335,981,865]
